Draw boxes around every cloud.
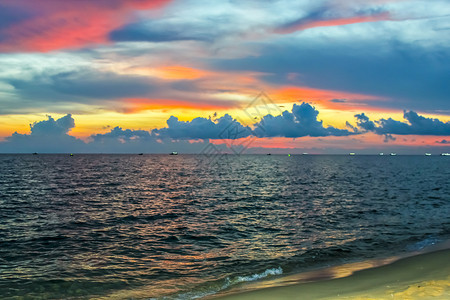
[0,114,211,153]
[0,114,86,153]
[211,18,450,113]
[1,107,449,153]
[2,0,449,117]
[154,114,251,140]
[30,114,75,136]
[383,133,396,143]
[355,113,377,131]
[330,99,347,103]
[7,69,157,101]
[355,110,450,135]
[108,1,248,45]
[0,113,251,153]
[274,7,392,34]
[123,97,238,113]
[0,55,245,115]
[110,22,208,43]
[153,103,356,140]
[91,126,154,143]
[255,103,353,138]
[50,71,155,99]
[91,126,227,153]
[436,139,449,144]
[0,0,172,52]
[0,103,358,153]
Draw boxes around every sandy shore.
[213,248,450,300]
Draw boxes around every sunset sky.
[0,0,449,153]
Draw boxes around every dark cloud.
[91,126,154,142]
[255,103,353,138]
[355,110,450,135]
[6,69,155,101]
[52,71,155,99]
[0,104,358,153]
[212,41,450,113]
[108,10,242,44]
[345,121,358,132]
[30,114,75,136]
[355,113,376,131]
[275,6,390,33]
[0,114,85,153]
[0,115,210,153]
[383,134,396,143]
[277,8,328,31]
[1,107,449,153]
[110,22,207,42]
[330,99,347,103]
[87,127,210,153]
[436,139,449,144]
[153,103,355,140]
[154,114,251,140]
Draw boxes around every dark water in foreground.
[0,154,449,299]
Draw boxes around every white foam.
[234,267,283,283]
[406,237,440,252]
[162,267,283,300]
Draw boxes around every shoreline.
[212,246,450,300]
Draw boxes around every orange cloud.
[123,98,239,113]
[130,65,211,80]
[128,65,261,84]
[0,0,172,52]
[275,12,391,34]
[270,86,379,103]
[157,66,209,80]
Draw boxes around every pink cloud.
[275,12,392,34]
[0,0,172,52]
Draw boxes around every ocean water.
[0,154,449,299]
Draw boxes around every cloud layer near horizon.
[1,104,449,153]
[355,111,450,136]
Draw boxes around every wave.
[233,267,283,284]
[159,267,283,300]
[405,236,441,252]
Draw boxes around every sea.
[0,154,449,299]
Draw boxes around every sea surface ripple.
[0,154,449,299]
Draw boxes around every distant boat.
[138,153,143,155]
[441,153,450,156]
[349,153,355,156]
[379,153,384,156]
[425,153,431,156]
[266,153,271,155]
[302,153,308,155]
[390,153,397,156]
[170,151,178,155]
[32,152,38,155]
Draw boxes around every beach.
[214,248,450,300]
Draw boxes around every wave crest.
[233,267,283,284]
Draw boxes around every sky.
[0,0,449,154]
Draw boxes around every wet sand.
[213,248,450,300]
